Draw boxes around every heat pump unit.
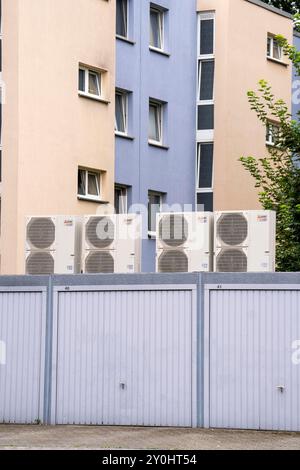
[25,216,82,275]
[83,214,141,274]
[214,210,276,272]
[156,212,213,273]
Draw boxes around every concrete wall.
[116,0,197,272]
[2,0,116,274]
[198,0,293,211]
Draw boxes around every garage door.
[205,287,300,431]
[51,286,197,427]
[0,288,46,424]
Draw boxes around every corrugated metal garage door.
[205,286,300,431]
[51,286,197,427]
[0,288,46,424]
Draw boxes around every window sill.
[78,92,110,104]
[115,132,135,141]
[148,231,156,239]
[148,140,169,150]
[149,46,170,57]
[267,57,288,67]
[116,35,136,45]
[77,196,108,204]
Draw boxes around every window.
[78,168,101,201]
[78,67,101,98]
[116,0,128,38]
[198,60,214,101]
[150,5,164,50]
[197,104,214,130]
[148,191,163,234]
[199,16,214,56]
[115,90,128,134]
[197,192,213,212]
[115,185,128,214]
[149,100,163,143]
[197,143,214,189]
[267,35,282,61]
[266,122,280,146]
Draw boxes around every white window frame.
[266,122,280,146]
[78,66,102,99]
[197,12,215,60]
[115,89,128,136]
[116,0,129,39]
[149,100,163,145]
[78,168,101,202]
[149,5,164,52]
[196,142,214,193]
[267,35,283,62]
[114,185,128,214]
[198,59,215,103]
[148,191,163,237]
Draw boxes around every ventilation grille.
[158,214,189,247]
[216,248,247,272]
[85,217,115,249]
[85,251,115,274]
[26,252,55,275]
[27,218,55,249]
[217,213,248,246]
[158,250,188,273]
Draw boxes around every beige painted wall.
[2,0,116,274]
[198,0,293,211]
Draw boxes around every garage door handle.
[277,385,285,393]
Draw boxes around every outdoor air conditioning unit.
[156,212,213,273]
[25,216,82,275]
[82,214,141,274]
[214,210,276,272]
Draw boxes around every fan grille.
[85,217,115,249]
[159,214,188,247]
[158,250,188,273]
[217,213,248,246]
[27,218,55,249]
[85,251,114,274]
[216,249,247,272]
[26,252,55,275]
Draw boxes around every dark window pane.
[198,143,213,188]
[148,192,161,232]
[197,104,214,130]
[197,192,213,212]
[78,69,85,92]
[200,19,214,55]
[78,170,86,195]
[199,60,214,100]
[116,0,127,37]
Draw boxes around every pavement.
[0,425,300,450]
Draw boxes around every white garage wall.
[204,285,300,432]
[0,288,47,424]
[50,285,198,427]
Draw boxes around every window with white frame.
[149,100,163,144]
[114,185,128,214]
[150,5,164,50]
[267,35,282,61]
[78,168,101,200]
[115,89,128,135]
[148,191,163,234]
[78,66,101,98]
[197,142,214,190]
[116,0,128,38]
[266,122,280,146]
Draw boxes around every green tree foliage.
[261,0,300,14]
[240,38,300,271]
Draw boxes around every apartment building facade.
[196,0,293,212]
[293,31,300,119]
[1,0,115,274]
[115,0,197,272]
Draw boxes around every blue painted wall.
[293,33,300,119]
[116,0,197,272]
